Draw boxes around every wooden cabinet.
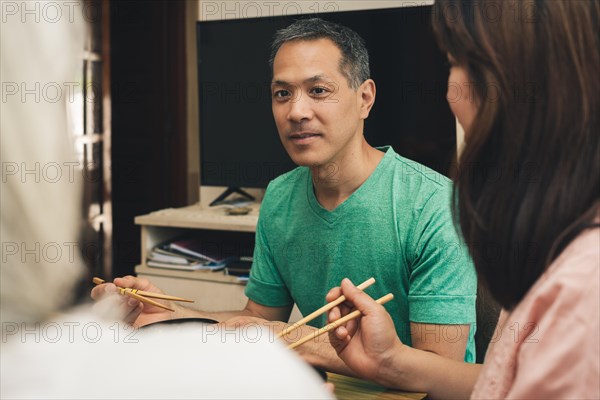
[133,202,258,312]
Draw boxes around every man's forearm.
[301,341,356,376]
[282,324,356,376]
[172,311,354,374]
[172,303,257,322]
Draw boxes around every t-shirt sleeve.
[244,185,294,308]
[407,186,477,325]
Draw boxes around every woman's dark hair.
[432,0,600,309]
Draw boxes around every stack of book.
[224,256,253,282]
[147,238,236,271]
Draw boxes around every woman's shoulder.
[541,226,599,294]
[473,227,599,399]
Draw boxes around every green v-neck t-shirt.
[246,146,477,362]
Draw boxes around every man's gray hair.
[269,18,370,90]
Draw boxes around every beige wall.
[186,0,201,204]
[198,1,433,21]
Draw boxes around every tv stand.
[209,187,255,206]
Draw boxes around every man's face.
[271,38,369,168]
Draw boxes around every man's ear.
[358,79,376,120]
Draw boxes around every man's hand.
[91,275,180,327]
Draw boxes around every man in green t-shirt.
[92,18,476,375]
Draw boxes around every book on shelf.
[156,238,224,263]
[224,260,252,275]
[151,248,204,264]
[224,258,252,281]
[148,251,190,265]
[147,255,238,271]
[146,259,228,271]
[147,249,205,269]
[148,238,242,272]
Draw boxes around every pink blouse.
[472,227,600,399]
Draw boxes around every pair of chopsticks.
[280,277,394,350]
[92,277,194,312]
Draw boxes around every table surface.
[327,373,427,400]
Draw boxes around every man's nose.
[287,92,314,122]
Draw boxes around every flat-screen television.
[197,6,455,204]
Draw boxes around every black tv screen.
[197,6,455,190]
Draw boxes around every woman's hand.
[327,278,404,381]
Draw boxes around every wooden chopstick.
[93,277,194,302]
[277,277,376,339]
[92,277,191,312]
[123,289,194,303]
[288,293,394,350]
[120,288,175,312]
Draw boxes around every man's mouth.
[288,131,322,144]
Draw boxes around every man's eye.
[310,87,329,96]
[273,89,290,98]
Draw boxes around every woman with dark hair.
[327,0,599,398]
